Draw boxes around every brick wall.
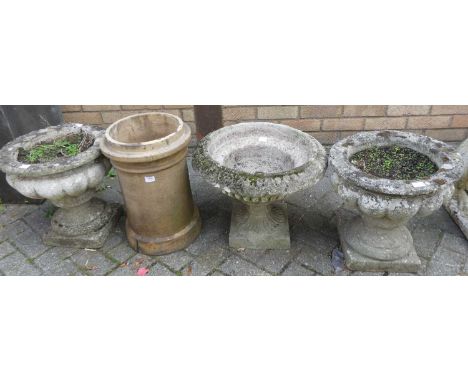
[62,105,196,132]
[62,105,468,143]
[223,105,468,144]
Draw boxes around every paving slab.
[281,261,316,276]
[219,255,270,276]
[0,252,43,276]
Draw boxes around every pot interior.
[207,123,311,175]
[109,113,180,144]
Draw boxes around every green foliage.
[107,168,117,178]
[45,206,56,219]
[350,145,438,180]
[25,139,80,163]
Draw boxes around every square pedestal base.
[337,216,421,273]
[341,239,421,273]
[43,203,121,249]
[229,202,290,250]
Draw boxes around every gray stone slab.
[219,255,270,276]
[288,205,338,240]
[181,261,210,276]
[411,208,465,239]
[106,243,137,263]
[426,248,465,276]
[237,248,294,274]
[281,261,316,276]
[0,204,38,225]
[0,252,43,275]
[295,244,334,275]
[156,251,193,272]
[22,207,52,237]
[0,241,16,258]
[70,250,117,276]
[439,233,468,255]
[351,271,386,276]
[11,227,49,259]
[411,225,443,260]
[291,223,337,257]
[108,254,157,276]
[211,270,228,276]
[0,219,30,242]
[149,263,177,276]
[313,191,344,219]
[34,247,81,276]
[101,233,125,254]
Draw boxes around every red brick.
[343,105,386,117]
[101,111,136,124]
[62,112,103,125]
[407,116,451,129]
[257,106,298,119]
[223,107,256,121]
[365,117,406,130]
[387,105,430,116]
[322,118,364,131]
[431,105,468,115]
[82,105,120,111]
[121,105,162,110]
[279,119,321,131]
[425,128,467,142]
[61,105,81,112]
[451,115,468,128]
[307,131,339,145]
[300,105,342,118]
[163,105,191,109]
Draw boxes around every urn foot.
[229,201,290,250]
[338,215,421,273]
[44,198,121,248]
[126,206,202,256]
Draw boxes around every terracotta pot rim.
[101,112,191,163]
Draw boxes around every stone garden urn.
[445,137,468,239]
[100,112,201,256]
[193,122,327,249]
[329,130,463,272]
[0,123,121,248]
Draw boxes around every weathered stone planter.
[0,123,121,248]
[329,130,463,272]
[445,138,468,239]
[193,122,326,249]
[100,112,201,256]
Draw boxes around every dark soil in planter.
[350,145,438,180]
[18,133,94,164]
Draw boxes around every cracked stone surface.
[0,153,467,276]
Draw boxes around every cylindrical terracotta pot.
[100,112,201,255]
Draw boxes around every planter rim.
[0,123,103,178]
[193,122,327,200]
[101,112,191,163]
[329,130,464,196]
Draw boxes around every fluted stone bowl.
[329,130,464,272]
[0,123,121,248]
[193,122,327,249]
